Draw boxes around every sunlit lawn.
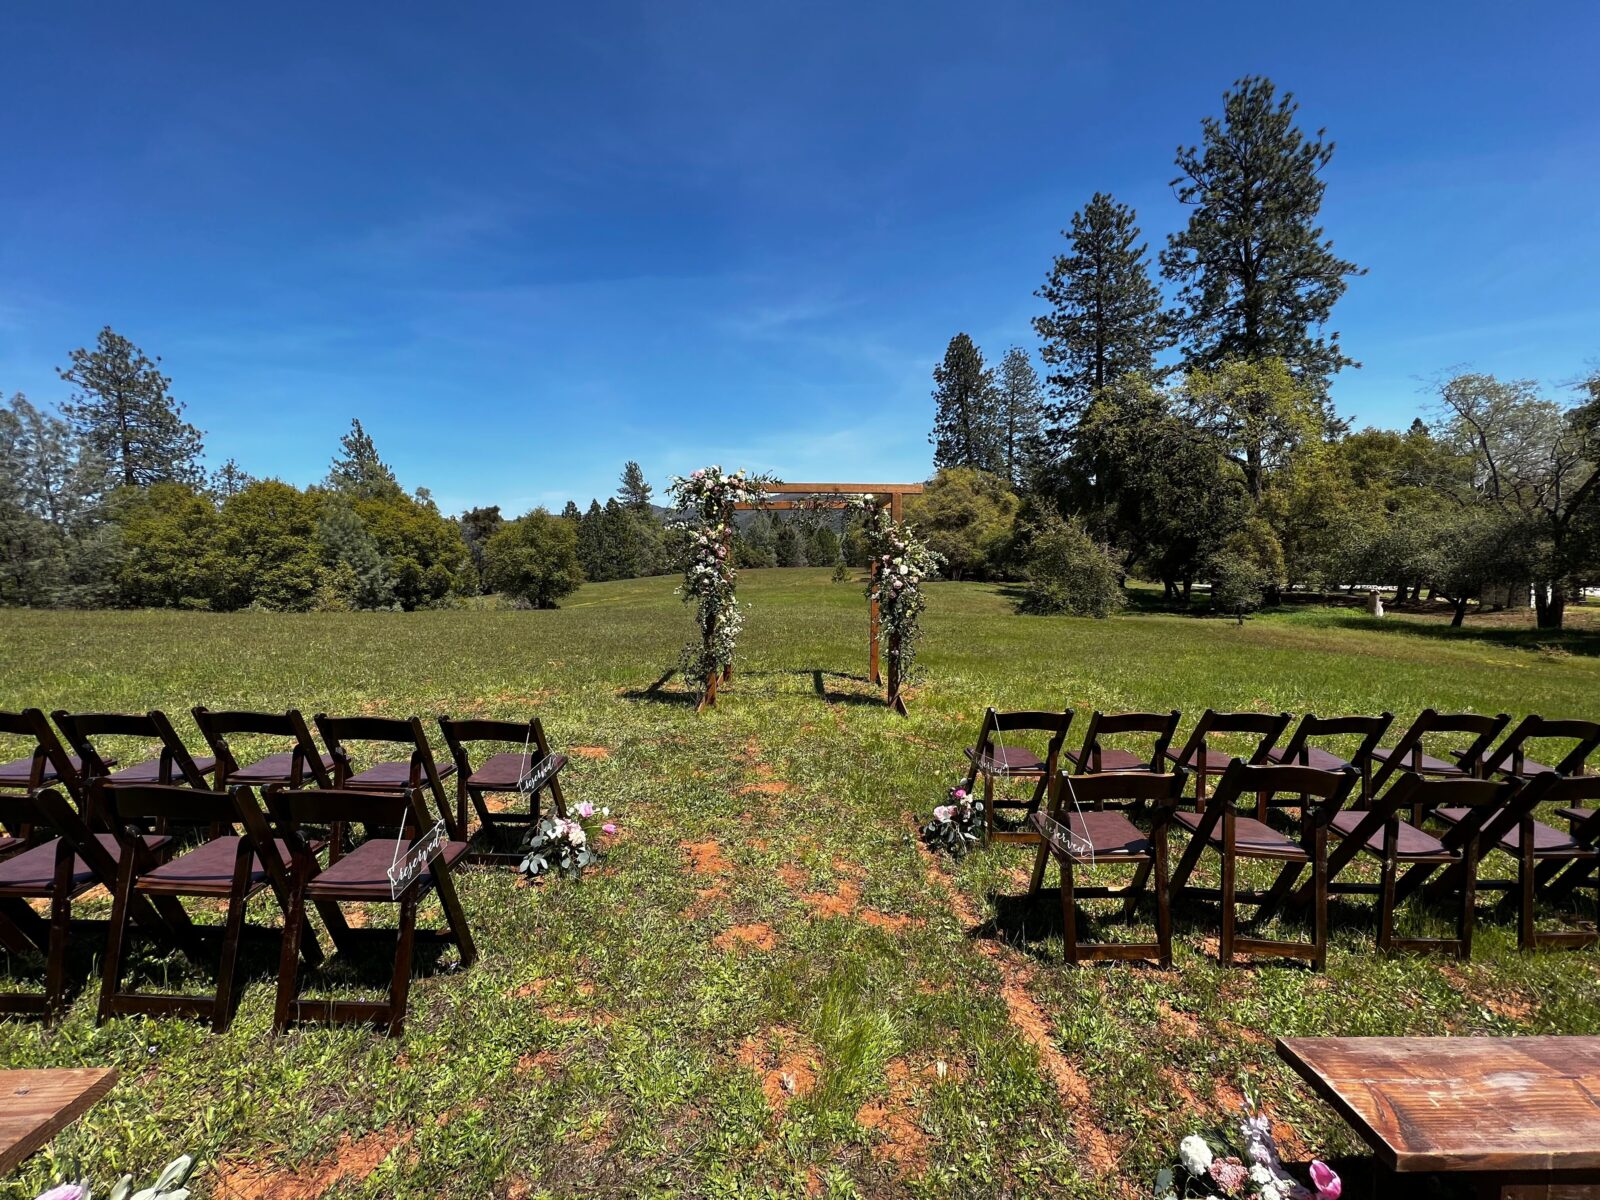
[1,570,1598,1199]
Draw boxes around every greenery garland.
[853,498,943,685]
[668,466,773,690]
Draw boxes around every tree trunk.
[1451,597,1468,627]
[1534,580,1567,630]
[1162,579,1175,601]
[1181,578,1193,604]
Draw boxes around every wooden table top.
[0,1068,118,1176]
[1277,1036,1600,1174]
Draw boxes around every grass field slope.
[2,569,1598,1199]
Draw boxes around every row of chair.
[960,707,1600,969]
[0,707,573,1032]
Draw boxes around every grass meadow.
[2,568,1599,1199]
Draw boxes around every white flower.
[933,805,954,822]
[1179,1135,1213,1177]
[1251,1165,1275,1186]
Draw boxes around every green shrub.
[484,509,584,608]
[1018,514,1125,617]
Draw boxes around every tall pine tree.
[995,347,1047,488]
[58,326,204,488]
[929,333,1001,474]
[327,419,403,498]
[617,461,653,511]
[1161,77,1363,390]
[1033,192,1169,435]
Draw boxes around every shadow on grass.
[1312,611,1600,656]
[617,669,698,707]
[729,668,886,707]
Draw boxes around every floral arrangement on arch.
[851,497,943,685]
[1157,1095,1340,1200]
[668,466,775,688]
[518,800,616,881]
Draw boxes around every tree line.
[925,76,1600,629]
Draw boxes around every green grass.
[1,569,1598,1199]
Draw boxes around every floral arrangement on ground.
[519,800,616,880]
[920,784,984,858]
[1158,1098,1340,1200]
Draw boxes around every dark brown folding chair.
[270,786,475,1036]
[1471,715,1600,781]
[314,714,461,841]
[192,706,335,791]
[958,708,1071,845]
[1421,773,1600,950]
[1264,712,1393,809]
[1162,709,1291,810]
[1366,709,1511,799]
[0,708,92,804]
[1319,772,1514,958]
[1062,710,1180,776]
[98,783,321,1032]
[1026,770,1186,966]
[52,709,217,829]
[436,716,568,864]
[1168,760,1359,970]
[0,787,179,1020]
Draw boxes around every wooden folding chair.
[436,716,568,864]
[192,706,335,791]
[959,708,1071,845]
[314,714,461,841]
[1062,710,1180,776]
[0,787,178,1020]
[1423,773,1600,950]
[270,786,475,1036]
[1366,709,1511,800]
[1320,772,1514,958]
[0,708,92,803]
[1264,712,1393,809]
[1472,715,1600,781]
[1026,770,1186,966]
[1168,760,1359,970]
[98,783,320,1032]
[1162,709,1291,810]
[52,709,217,829]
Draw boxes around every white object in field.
[1367,590,1385,618]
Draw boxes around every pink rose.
[1208,1157,1248,1195]
[602,822,617,835]
[952,788,967,800]
[1310,1160,1341,1199]
[35,1187,88,1200]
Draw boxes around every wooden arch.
[711,481,924,714]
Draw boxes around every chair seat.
[469,751,566,790]
[1558,806,1597,827]
[228,751,336,786]
[964,744,1047,775]
[1064,748,1155,773]
[343,760,456,789]
[137,835,311,896]
[1329,811,1451,860]
[0,833,170,897]
[1436,808,1584,855]
[0,835,21,857]
[1033,810,1150,859]
[1370,747,1466,775]
[1471,753,1557,777]
[1265,747,1352,772]
[105,756,217,784]
[1173,811,1307,859]
[306,837,470,899]
[0,754,94,788]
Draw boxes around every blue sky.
[2,2,1596,516]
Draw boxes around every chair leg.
[1027,836,1050,895]
[274,885,310,1033]
[387,894,418,1036]
[97,851,138,1025]
[983,775,995,845]
[45,889,72,1021]
[1060,857,1079,965]
[1219,849,1236,968]
[1313,831,1329,972]
[1378,850,1398,954]
[1519,833,1537,951]
[434,870,477,968]
[1155,837,1173,969]
[1459,841,1478,960]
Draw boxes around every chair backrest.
[1369,709,1512,794]
[1278,712,1394,768]
[1170,709,1292,770]
[1482,715,1600,778]
[969,707,1071,768]
[268,785,427,838]
[52,709,212,789]
[193,706,332,788]
[1072,709,1181,773]
[1382,772,1514,821]
[105,782,240,831]
[0,708,84,798]
[436,715,555,776]
[1208,760,1360,814]
[315,714,438,777]
[0,785,122,884]
[1049,769,1188,814]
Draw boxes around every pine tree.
[617,461,653,511]
[1161,77,1364,390]
[209,458,255,500]
[929,333,1001,474]
[328,419,402,498]
[316,496,392,609]
[995,347,1047,488]
[1033,193,1169,434]
[458,505,504,592]
[560,500,581,522]
[58,326,204,488]
[576,500,610,581]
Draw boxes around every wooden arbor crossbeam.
[721,481,925,713]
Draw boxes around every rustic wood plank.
[1278,1037,1600,1175]
[0,1067,118,1175]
